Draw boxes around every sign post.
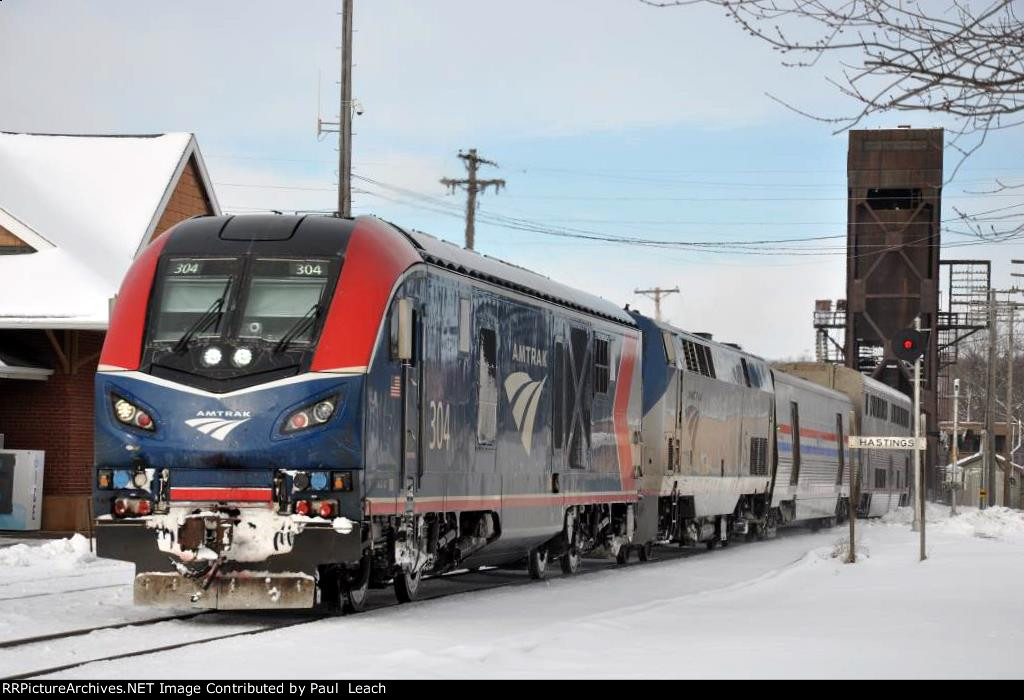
[891,320,928,561]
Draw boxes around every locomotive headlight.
[232,347,253,368]
[280,395,339,434]
[132,470,149,489]
[111,395,155,431]
[313,400,335,423]
[201,346,223,367]
[114,399,136,423]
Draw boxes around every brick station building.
[0,132,220,531]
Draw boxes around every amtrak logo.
[504,372,547,455]
[185,410,251,441]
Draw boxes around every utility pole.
[441,149,506,250]
[1005,304,1015,507]
[950,378,959,517]
[913,315,923,535]
[316,0,355,217]
[635,287,680,323]
[984,289,998,509]
[847,409,858,564]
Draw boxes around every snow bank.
[0,534,96,570]
[879,503,1024,542]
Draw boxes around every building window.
[476,328,498,445]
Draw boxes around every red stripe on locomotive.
[311,218,420,372]
[614,335,639,491]
[98,233,171,370]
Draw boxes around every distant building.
[943,452,1023,510]
[0,132,220,530]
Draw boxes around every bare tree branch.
[642,0,1024,235]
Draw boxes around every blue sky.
[3,0,1023,357]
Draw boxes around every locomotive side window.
[681,339,700,373]
[477,327,498,445]
[875,468,887,489]
[152,257,237,342]
[239,258,330,343]
[594,337,610,394]
[702,345,716,378]
[662,331,677,366]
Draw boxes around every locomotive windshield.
[148,256,336,351]
[152,258,238,343]
[239,258,330,343]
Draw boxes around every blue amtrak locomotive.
[94,215,643,611]
[94,214,912,611]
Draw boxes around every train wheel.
[528,547,549,580]
[342,558,371,614]
[560,542,581,575]
[394,569,421,603]
[637,542,654,562]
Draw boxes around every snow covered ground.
[2,505,1023,679]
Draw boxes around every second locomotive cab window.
[594,337,610,394]
[239,259,330,343]
[152,257,238,342]
[477,328,498,445]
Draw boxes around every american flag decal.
[390,374,401,398]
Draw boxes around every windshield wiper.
[172,280,231,354]
[274,303,321,354]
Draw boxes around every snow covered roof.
[0,132,220,330]
[945,452,1024,473]
[0,345,53,381]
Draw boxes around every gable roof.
[0,132,220,329]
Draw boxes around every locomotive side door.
[398,299,423,503]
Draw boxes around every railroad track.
[0,582,125,602]
[2,528,823,679]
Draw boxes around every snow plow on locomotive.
[93,214,645,611]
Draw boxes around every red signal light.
[893,328,926,362]
[295,500,311,516]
